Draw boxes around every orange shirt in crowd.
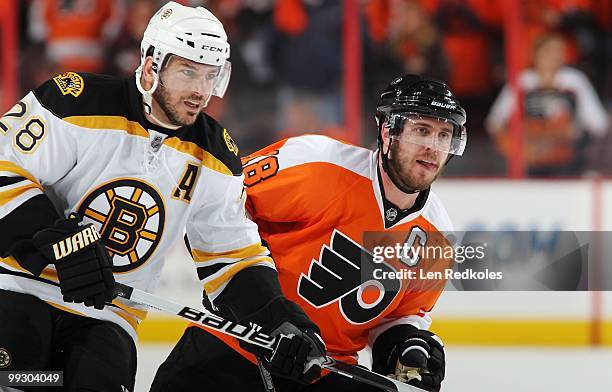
[29,0,125,72]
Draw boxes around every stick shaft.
[113,284,423,392]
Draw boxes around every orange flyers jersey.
[229,135,454,362]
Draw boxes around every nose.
[193,78,213,96]
[423,144,438,159]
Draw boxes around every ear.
[140,57,156,90]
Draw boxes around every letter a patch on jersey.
[53,72,84,98]
[298,230,401,325]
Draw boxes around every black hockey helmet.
[375,74,467,156]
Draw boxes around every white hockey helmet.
[136,1,231,112]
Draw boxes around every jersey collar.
[371,151,431,229]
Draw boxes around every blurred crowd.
[3,0,612,177]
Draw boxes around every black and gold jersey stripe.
[33,73,242,176]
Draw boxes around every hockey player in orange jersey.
[152,75,467,392]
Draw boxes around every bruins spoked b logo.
[77,179,165,272]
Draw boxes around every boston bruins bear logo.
[77,179,165,272]
[53,72,84,98]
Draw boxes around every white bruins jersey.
[0,72,273,341]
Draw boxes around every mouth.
[183,100,201,114]
[416,159,439,171]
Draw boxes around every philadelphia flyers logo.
[297,230,401,325]
[77,179,165,272]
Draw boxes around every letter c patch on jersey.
[77,179,166,272]
[53,72,84,98]
[297,230,401,325]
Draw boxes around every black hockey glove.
[211,266,326,383]
[239,297,327,384]
[372,324,445,392]
[32,214,115,310]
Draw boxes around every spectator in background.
[212,0,279,154]
[486,34,609,177]
[430,0,496,100]
[422,0,503,175]
[107,0,157,77]
[363,0,449,149]
[269,0,343,137]
[365,0,449,86]
[28,0,126,73]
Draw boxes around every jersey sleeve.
[242,136,362,225]
[241,139,313,224]
[185,166,276,303]
[0,83,79,271]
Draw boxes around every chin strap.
[380,138,420,194]
[135,66,157,115]
[146,111,181,130]
[134,68,182,130]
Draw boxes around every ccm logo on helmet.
[52,225,101,260]
[202,45,224,53]
[430,101,456,110]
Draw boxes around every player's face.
[385,117,451,190]
[153,56,220,126]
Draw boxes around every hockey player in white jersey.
[0,2,324,390]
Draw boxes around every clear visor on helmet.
[158,59,231,99]
[387,113,467,156]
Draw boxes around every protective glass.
[158,61,231,98]
[388,113,467,156]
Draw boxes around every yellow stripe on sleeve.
[191,242,269,263]
[0,183,43,206]
[0,160,42,186]
[203,257,274,294]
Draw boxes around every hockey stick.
[112,283,425,392]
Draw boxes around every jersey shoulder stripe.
[421,189,454,232]
[277,135,372,179]
[172,114,243,177]
[33,72,242,176]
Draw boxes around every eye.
[206,72,218,81]
[181,69,196,77]
[415,127,429,135]
[438,131,452,140]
